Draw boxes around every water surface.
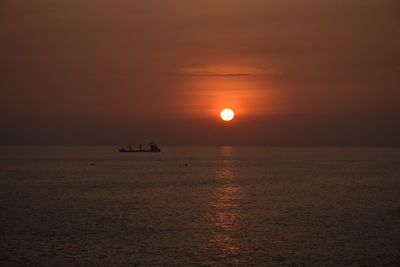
[1,146,399,265]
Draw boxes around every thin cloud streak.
[185,73,250,77]
[180,65,282,77]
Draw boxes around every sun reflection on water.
[208,147,243,263]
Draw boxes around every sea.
[1,146,399,266]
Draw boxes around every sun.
[220,108,234,121]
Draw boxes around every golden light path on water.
[208,146,243,264]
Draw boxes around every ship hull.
[118,149,160,153]
[119,143,161,153]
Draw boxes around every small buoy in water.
[89,162,96,166]
[184,163,188,167]
[395,207,400,216]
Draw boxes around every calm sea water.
[1,146,399,265]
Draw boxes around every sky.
[1,0,399,145]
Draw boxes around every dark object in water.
[119,142,161,153]
[395,207,400,216]
[89,162,96,166]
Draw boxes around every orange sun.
[220,108,234,121]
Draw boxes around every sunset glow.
[0,0,398,146]
[220,108,234,121]
[1,1,399,265]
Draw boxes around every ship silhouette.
[119,142,160,152]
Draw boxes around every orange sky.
[0,0,399,145]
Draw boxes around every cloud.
[180,65,281,76]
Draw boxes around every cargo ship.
[119,142,161,152]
